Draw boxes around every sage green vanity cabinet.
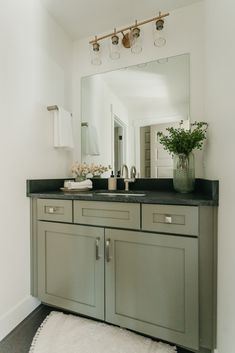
[105,228,199,350]
[30,198,217,353]
[37,221,104,320]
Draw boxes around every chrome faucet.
[121,164,136,191]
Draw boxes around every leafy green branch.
[157,121,208,156]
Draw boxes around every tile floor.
[0,305,192,353]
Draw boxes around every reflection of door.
[114,117,126,174]
[151,122,178,178]
[140,126,151,177]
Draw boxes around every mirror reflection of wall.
[81,53,190,178]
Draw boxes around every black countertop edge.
[27,190,218,207]
[26,178,218,205]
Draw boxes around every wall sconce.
[89,11,169,65]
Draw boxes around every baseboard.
[0,295,40,341]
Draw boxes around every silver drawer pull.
[95,237,101,260]
[165,216,172,224]
[48,207,58,214]
[106,239,111,262]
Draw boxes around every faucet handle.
[121,164,129,178]
[130,166,137,178]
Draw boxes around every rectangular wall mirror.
[81,53,190,178]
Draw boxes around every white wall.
[72,2,205,176]
[204,1,235,352]
[0,0,73,340]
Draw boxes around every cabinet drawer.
[37,199,72,223]
[74,201,140,229]
[142,204,198,236]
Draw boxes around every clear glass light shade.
[131,35,142,54]
[109,46,120,60]
[109,35,120,60]
[91,52,102,65]
[154,33,166,47]
[153,22,166,48]
[130,27,142,54]
[91,43,102,65]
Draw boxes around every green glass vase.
[173,152,195,193]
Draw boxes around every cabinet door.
[105,229,199,350]
[37,222,104,320]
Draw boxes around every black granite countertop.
[27,189,216,206]
[27,178,219,206]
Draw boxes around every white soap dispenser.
[108,171,117,191]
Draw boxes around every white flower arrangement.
[71,162,109,179]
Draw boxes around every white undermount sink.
[96,192,146,197]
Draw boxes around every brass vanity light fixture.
[90,11,169,64]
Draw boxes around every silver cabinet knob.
[165,216,172,224]
[48,207,58,214]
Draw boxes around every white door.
[151,122,188,178]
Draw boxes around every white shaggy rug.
[29,311,177,353]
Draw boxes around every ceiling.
[41,0,202,40]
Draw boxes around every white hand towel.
[67,179,93,189]
[53,107,74,149]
